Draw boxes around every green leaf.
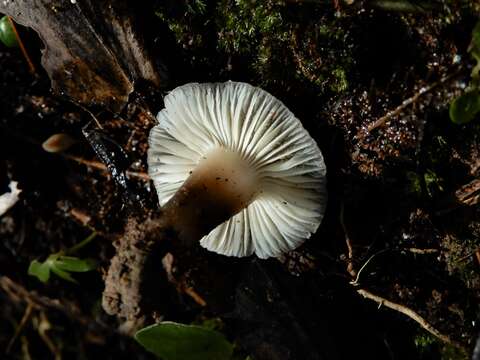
[449,90,480,124]
[54,256,97,272]
[0,16,18,48]
[28,253,96,284]
[470,20,480,59]
[50,264,78,283]
[135,322,233,360]
[28,260,51,283]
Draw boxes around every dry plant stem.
[340,202,356,278]
[64,154,150,181]
[347,249,465,349]
[6,303,33,354]
[405,248,439,255]
[162,253,207,307]
[341,201,463,349]
[20,336,31,360]
[0,276,103,330]
[357,70,460,138]
[356,288,466,351]
[7,16,36,74]
[350,249,388,286]
[182,287,207,307]
[37,312,61,360]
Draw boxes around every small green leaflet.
[449,90,480,125]
[449,19,480,124]
[28,254,97,284]
[135,322,234,360]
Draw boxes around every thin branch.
[37,312,61,360]
[6,303,33,354]
[182,286,207,307]
[357,288,467,352]
[357,70,461,139]
[0,276,107,330]
[7,16,36,75]
[63,154,150,181]
[162,253,207,307]
[404,248,439,255]
[340,202,356,278]
[350,249,388,286]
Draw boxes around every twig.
[7,16,36,75]
[340,202,356,278]
[356,288,467,352]
[454,250,478,264]
[37,312,61,360]
[404,248,439,255]
[342,198,464,352]
[350,249,388,286]
[182,286,207,307]
[0,276,103,329]
[162,253,207,307]
[63,154,150,181]
[69,208,92,226]
[20,336,32,360]
[357,70,461,139]
[6,303,33,354]
[71,101,104,129]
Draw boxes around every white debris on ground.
[0,181,21,217]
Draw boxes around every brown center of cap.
[162,147,259,245]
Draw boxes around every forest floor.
[1,1,480,359]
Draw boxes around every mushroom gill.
[148,81,327,259]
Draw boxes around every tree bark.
[0,0,168,112]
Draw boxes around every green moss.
[155,8,205,49]
[414,332,436,353]
[414,332,467,360]
[155,0,353,94]
[406,171,423,196]
[405,169,444,198]
[439,344,468,360]
[443,234,480,291]
[331,67,349,93]
[217,0,287,52]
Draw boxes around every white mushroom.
[148,81,327,259]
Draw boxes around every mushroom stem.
[161,147,258,245]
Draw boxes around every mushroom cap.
[148,81,327,259]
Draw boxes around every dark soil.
[1,1,479,359]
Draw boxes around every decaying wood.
[0,0,168,112]
[436,178,480,215]
[455,178,480,206]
